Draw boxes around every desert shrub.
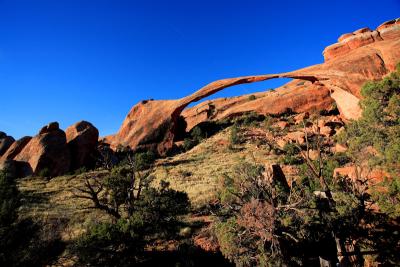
[233,112,264,127]
[372,178,400,218]
[72,153,190,265]
[38,168,51,178]
[183,137,196,151]
[72,181,190,266]
[338,65,400,171]
[0,170,19,227]
[191,126,205,143]
[297,81,305,86]
[337,64,400,219]
[215,163,319,266]
[0,170,64,266]
[74,166,87,175]
[248,94,256,101]
[282,142,299,156]
[263,115,274,130]
[281,143,302,165]
[229,124,241,146]
[134,150,156,170]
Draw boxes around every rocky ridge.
[107,19,400,155]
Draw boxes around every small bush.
[191,126,205,142]
[183,138,196,151]
[38,168,50,178]
[282,143,299,156]
[229,125,241,145]
[248,94,256,101]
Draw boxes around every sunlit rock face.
[107,19,400,155]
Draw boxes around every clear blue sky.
[1,0,399,139]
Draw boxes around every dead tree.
[73,153,154,220]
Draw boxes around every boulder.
[334,143,347,153]
[0,136,32,161]
[294,112,309,124]
[275,121,289,130]
[334,166,388,185]
[320,126,334,137]
[276,139,287,149]
[0,132,15,156]
[308,150,319,161]
[285,131,305,144]
[66,121,99,170]
[14,122,70,177]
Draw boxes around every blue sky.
[1,0,399,139]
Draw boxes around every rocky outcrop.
[66,121,99,170]
[106,19,400,155]
[0,132,15,156]
[14,122,70,177]
[0,136,32,161]
[323,18,399,61]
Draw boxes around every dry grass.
[16,125,281,239]
[17,172,109,241]
[152,126,279,208]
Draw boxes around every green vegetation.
[4,65,399,266]
[0,170,65,266]
[229,124,240,146]
[70,154,191,265]
[248,94,256,101]
[281,142,302,165]
[338,63,400,218]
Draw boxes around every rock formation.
[107,19,400,156]
[66,121,99,170]
[0,136,32,161]
[13,122,70,177]
[0,132,15,156]
[1,19,399,171]
[0,121,101,178]
[323,18,400,61]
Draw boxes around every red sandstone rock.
[323,20,399,61]
[0,136,32,161]
[66,121,99,170]
[294,112,309,124]
[0,132,15,156]
[377,18,398,31]
[334,166,388,185]
[338,33,354,42]
[334,143,347,153]
[14,122,70,177]
[353,27,372,34]
[106,19,400,155]
[275,121,289,130]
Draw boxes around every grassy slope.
[151,126,280,208]
[18,173,108,241]
[17,125,281,237]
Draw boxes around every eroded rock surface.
[14,122,70,177]
[0,132,15,156]
[66,121,99,170]
[106,20,400,156]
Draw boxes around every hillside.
[0,18,399,267]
